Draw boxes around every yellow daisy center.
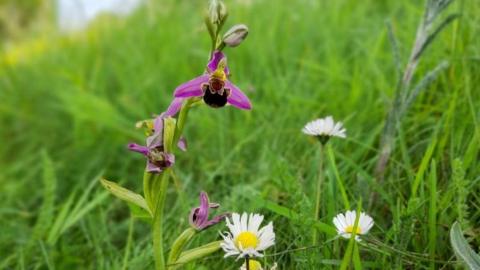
[345,225,362,234]
[235,231,259,249]
[247,260,262,270]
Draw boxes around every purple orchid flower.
[172,51,252,111]
[128,114,182,173]
[189,191,229,231]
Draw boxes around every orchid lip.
[173,51,252,110]
[202,83,230,108]
[128,114,176,173]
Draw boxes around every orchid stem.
[143,171,155,210]
[313,143,325,245]
[152,171,170,270]
[173,99,192,147]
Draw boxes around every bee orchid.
[189,191,229,231]
[128,114,176,173]
[173,51,252,110]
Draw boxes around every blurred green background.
[0,0,479,269]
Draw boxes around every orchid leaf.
[172,241,222,268]
[100,178,152,216]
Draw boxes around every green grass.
[1,0,479,269]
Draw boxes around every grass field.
[1,0,479,269]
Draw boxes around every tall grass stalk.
[375,0,456,180]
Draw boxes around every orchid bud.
[208,0,227,25]
[222,24,249,47]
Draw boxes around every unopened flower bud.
[222,24,249,47]
[208,0,227,25]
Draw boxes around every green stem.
[173,99,192,147]
[153,171,170,270]
[313,143,325,245]
[245,256,250,270]
[143,171,155,211]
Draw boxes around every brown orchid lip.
[209,77,225,92]
[201,81,231,108]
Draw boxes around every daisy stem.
[245,256,250,270]
[313,143,325,245]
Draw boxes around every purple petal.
[207,51,230,75]
[200,213,229,230]
[174,75,208,98]
[152,114,165,133]
[165,98,183,117]
[189,207,200,227]
[146,161,162,173]
[177,136,187,151]
[226,80,252,110]
[146,131,163,149]
[196,192,210,225]
[128,143,149,156]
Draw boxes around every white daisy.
[302,116,346,141]
[221,213,275,259]
[240,260,278,270]
[333,210,374,241]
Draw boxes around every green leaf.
[167,228,197,265]
[100,178,152,216]
[450,221,480,269]
[173,241,222,268]
[411,137,437,197]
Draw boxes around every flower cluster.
[102,0,381,269]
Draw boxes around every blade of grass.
[340,198,362,270]
[327,145,350,210]
[411,137,437,197]
[428,159,437,270]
